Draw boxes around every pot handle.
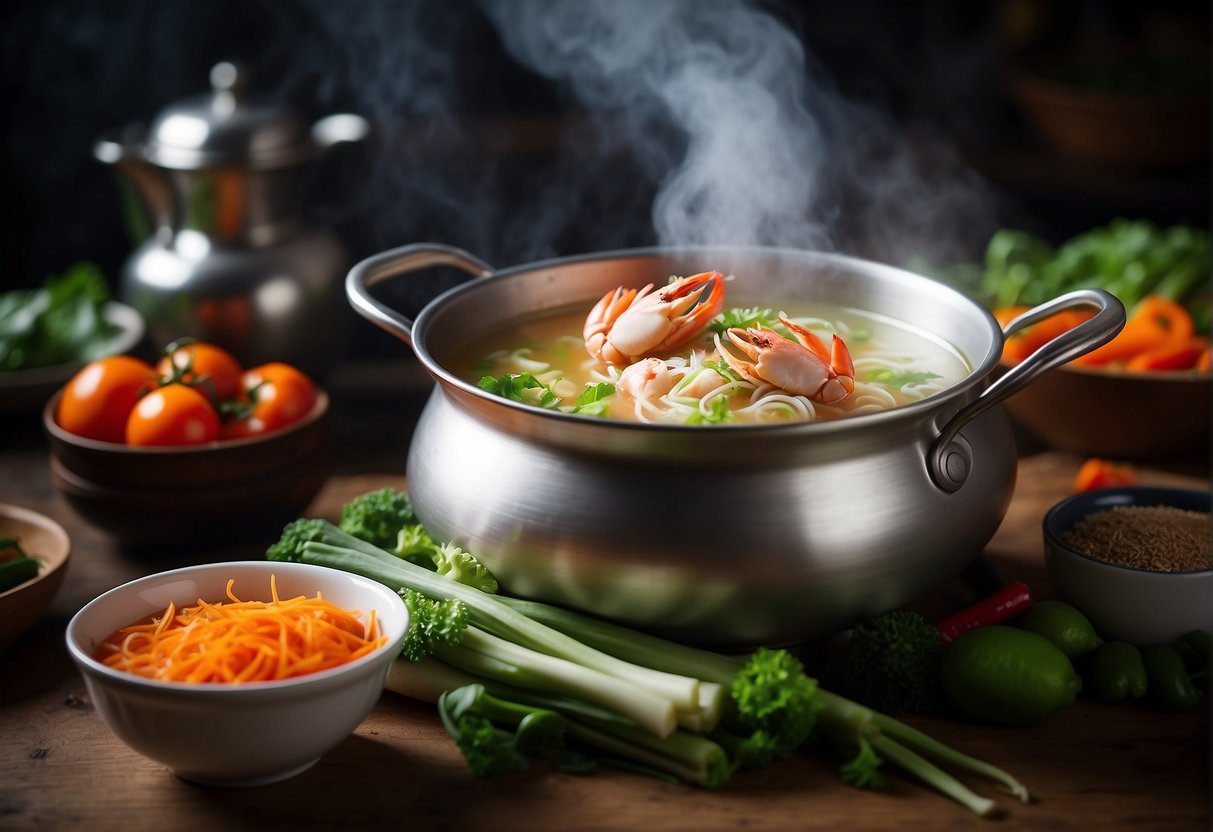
[345,243,494,350]
[928,288,1126,492]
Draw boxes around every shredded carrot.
[95,575,389,683]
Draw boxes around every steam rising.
[478,0,996,266]
[480,0,834,250]
[273,0,996,268]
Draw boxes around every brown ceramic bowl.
[1000,362,1211,461]
[0,503,71,653]
[43,390,332,550]
[1004,57,1210,171]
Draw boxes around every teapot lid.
[143,62,315,170]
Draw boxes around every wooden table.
[0,419,1208,830]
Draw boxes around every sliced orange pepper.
[1197,346,1212,373]
[1074,458,1139,492]
[1126,336,1210,372]
[997,308,1094,365]
[1072,295,1193,367]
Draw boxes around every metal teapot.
[95,61,368,376]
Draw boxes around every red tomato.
[57,355,157,443]
[125,384,221,446]
[155,341,243,403]
[220,362,318,439]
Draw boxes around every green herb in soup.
[459,294,970,425]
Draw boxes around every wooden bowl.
[0,504,71,654]
[1001,362,1211,461]
[1005,57,1210,171]
[43,390,333,550]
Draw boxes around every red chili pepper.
[935,582,1033,644]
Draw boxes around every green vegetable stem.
[270,488,1031,817]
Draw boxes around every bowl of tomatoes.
[43,340,332,550]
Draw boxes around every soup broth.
[456,298,971,425]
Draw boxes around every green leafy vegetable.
[685,395,733,425]
[971,220,1210,333]
[864,368,942,389]
[0,262,121,372]
[708,306,778,334]
[477,373,561,409]
[569,382,615,417]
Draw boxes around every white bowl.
[1044,486,1212,646]
[66,560,408,787]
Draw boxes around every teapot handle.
[928,288,1126,492]
[94,129,178,237]
[345,243,494,351]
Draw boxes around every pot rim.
[408,245,1004,436]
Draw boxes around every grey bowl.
[1044,486,1212,646]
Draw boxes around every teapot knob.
[210,61,246,93]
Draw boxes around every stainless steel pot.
[347,244,1124,646]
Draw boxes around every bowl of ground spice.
[1044,486,1211,645]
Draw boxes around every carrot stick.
[1126,336,1210,372]
[997,308,1093,365]
[1072,296,1193,367]
[1074,458,1138,492]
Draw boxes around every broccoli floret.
[266,517,396,563]
[400,589,469,661]
[832,610,943,716]
[839,738,885,790]
[394,523,443,566]
[339,487,417,550]
[729,648,822,762]
[391,525,499,593]
[438,683,566,776]
[432,542,499,593]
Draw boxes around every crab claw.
[719,312,855,404]
[584,271,725,365]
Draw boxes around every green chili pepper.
[1142,645,1204,713]
[1178,630,1210,690]
[1085,642,1148,703]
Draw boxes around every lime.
[941,625,1082,725]
[1016,600,1103,660]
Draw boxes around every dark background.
[2,0,1209,367]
